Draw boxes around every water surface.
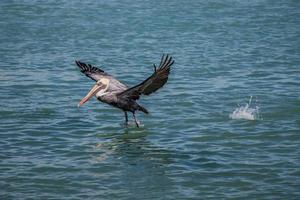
[1,0,300,199]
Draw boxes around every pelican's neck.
[95,78,110,97]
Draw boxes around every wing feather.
[117,54,174,100]
[75,60,128,92]
[75,60,108,81]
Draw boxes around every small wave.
[230,96,261,120]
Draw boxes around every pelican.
[76,54,174,127]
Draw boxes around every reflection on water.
[92,129,178,199]
[94,128,172,165]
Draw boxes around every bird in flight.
[76,54,174,128]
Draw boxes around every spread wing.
[117,54,174,100]
[75,60,108,81]
[75,60,128,92]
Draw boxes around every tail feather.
[138,105,149,114]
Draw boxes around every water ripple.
[1,0,300,199]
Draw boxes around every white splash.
[230,96,261,120]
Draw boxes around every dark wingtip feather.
[75,60,84,71]
[75,60,105,73]
[161,54,169,68]
[75,60,80,66]
[163,56,172,69]
[158,54,174,70]
[159,54,165,67]
[153,64,157,72]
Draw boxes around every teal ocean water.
[1,1,300,199]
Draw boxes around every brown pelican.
[76,54,174,127]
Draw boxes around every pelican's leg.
[124,111,128,126]
[132,112,140,128]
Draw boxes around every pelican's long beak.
[78,83,104,107]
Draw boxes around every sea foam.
[230,96,261,120]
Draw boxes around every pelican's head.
[78,78,109,107]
